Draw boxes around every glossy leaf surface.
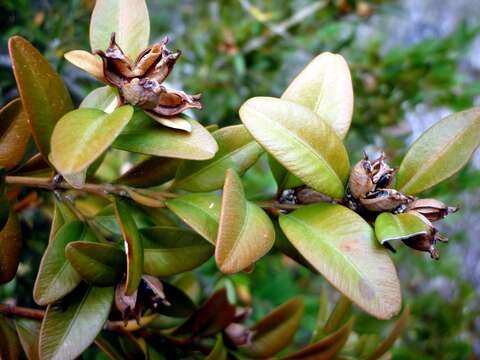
[116,156,180,187]
[90,0,150,59]
[166,193,221,245]
[65,241,125,286]
[239,97,349,199]
[50,106,133,175]
[397,108,480,194]
[280,203,401,319]
[141,226,214,276]
[114,197,143,295]
[282,52,354,139]
[216,169,275,273]
[113,111,218,160]
[34,221,95,305]
[80,86,119,113]
[9,36,73,159]
[375,212,428,244]
[0,211,22,284]
[39,285,114,360]
[0,98,30,169]
[173,125,263,192]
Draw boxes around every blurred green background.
[1,0,479,358]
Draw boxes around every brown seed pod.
[360,189,414,212]
[348,154,373,199]
[407,198,458,222]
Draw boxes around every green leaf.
[48,198,77,244]
[39,285,114,360]
[239,97,349,199]
[279,203,401,320]
[0,211,22,284]
[8,36,73,160]
[113,111,218,160]
[0,188,10,237]
[94,203,157,235]
[240,297,304,358]
[116,156,180,187]
[15,319,41,360]
[173,125,263,192]
[206,335,228,360]
[50,106,133,175]
[90,0,150,59]
[282,52,353,139]
[95,331,130,360]
[33,221,95,305]
[375,213,428,244]
[80,86,119,113]
[165,193,220,245]
[283,317,353,360]
[216,169,275,274]
[0,316,21,360]
[0,98,30,169]
[141,226,214,277]
[65,241,125,286]
[268,155,303,191]
[113,197,143,295]
[397,108,480,194]
[154,281,197,318]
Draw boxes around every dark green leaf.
[0,211,22,284]
[206,335,228,360]
[39,285,114,360]
[116,156,181,187]
[8,36,73,160]
[154,281,197,318]
[113,197,143,295]
[141,226,214,277]
[0,316,21,360]
[65,241,125,286]
[34,221,95,305]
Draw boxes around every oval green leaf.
[141,226,214,277]
[166,193,221,245]
[113,111,218,160]
[39,285,114,360]
[206,335,228,360]
[113,197,144,295]
[50,106,133,175]
[216,169,275,274]
[0,211,22,284]
[375,212,428,244]
[282,52,354,139]
[173,125,263,192]
[15,319,41,360]
[0,98,30,169]
[90,0,150,59]
[279,203,401,320]
[65,241,125,286]
[239,97,349,199]
[8,36,73,160]
[80,86,119,113]
[116,156,181,187]
[240,297,304,358]
[397,107,480,194]
[33,221,96,305]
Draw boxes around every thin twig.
[0,304,45,321]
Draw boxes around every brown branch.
[0,304,45,321]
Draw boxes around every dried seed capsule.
[348,154,373,199]
[360,189,414,212]
[407,198,458,222]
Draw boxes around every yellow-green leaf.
[113,111,218,160]
[0,98,30,169]
[50,106,133,175]
[397,108,480,194]
[39,285,114,360]
[15,319,41,360]
[282,52,354,139]
[216,169,275,274]
[239,97,349,199]
[80,86,119,113]
[206,335,228,360]
[33,221,96,305]
[141,226,214,276]
[166,193,221,245]
[173,125,263,192]
[0,211,22,284]
[279,203,401,320]
[240,297,304,358]
[9,36,73,160]
[375,213,429,244]
[113,197,143,295]
[89,0,150,59]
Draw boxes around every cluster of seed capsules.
[280,153,458,259]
